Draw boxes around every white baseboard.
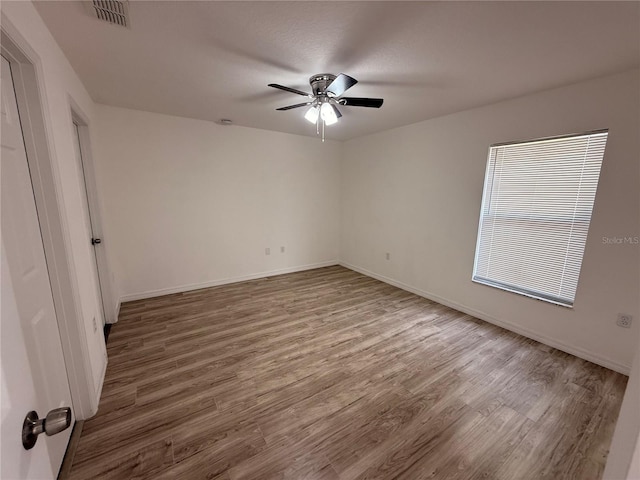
[340,261,631,375]
[120,260,339,303]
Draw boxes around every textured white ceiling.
[34,1,640,141]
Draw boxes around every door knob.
[22,407,72,450]
[91,238,102,245]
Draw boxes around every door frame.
[71,105,117,326]
[1,14,102,420]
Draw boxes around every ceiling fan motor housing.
[310,74,337,97]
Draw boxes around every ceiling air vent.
[90,0,129,27]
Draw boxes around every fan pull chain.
[322,119,325,142]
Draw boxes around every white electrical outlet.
[617,313,632,328]
[265,247,270,255]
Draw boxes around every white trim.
[340,261,631,375]
[95,354,106,399]
[113,298,121,323]
[120,260,339,302]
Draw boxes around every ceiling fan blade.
[326,73,358,97]
[339,97,384,108]
[268,83,313,97]
[276,102,313,111]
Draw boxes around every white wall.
[92,105,341,300]
[1,1,109,415]
[604,343,640,479]
[341,69,640,373]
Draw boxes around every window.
[473,130,608,307]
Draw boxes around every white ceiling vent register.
[89,0,129,27]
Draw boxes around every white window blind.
[473,131,608,307]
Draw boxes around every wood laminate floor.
[68,266,627,480]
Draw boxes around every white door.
[72,122,106,324]
[1,55,73,478]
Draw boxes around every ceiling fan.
[268,73,383,141]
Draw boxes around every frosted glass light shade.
[304,106,319,123]
[320,103,338,125]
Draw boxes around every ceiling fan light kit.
[269,73,384,141]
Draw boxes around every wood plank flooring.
[67,266,627,479]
